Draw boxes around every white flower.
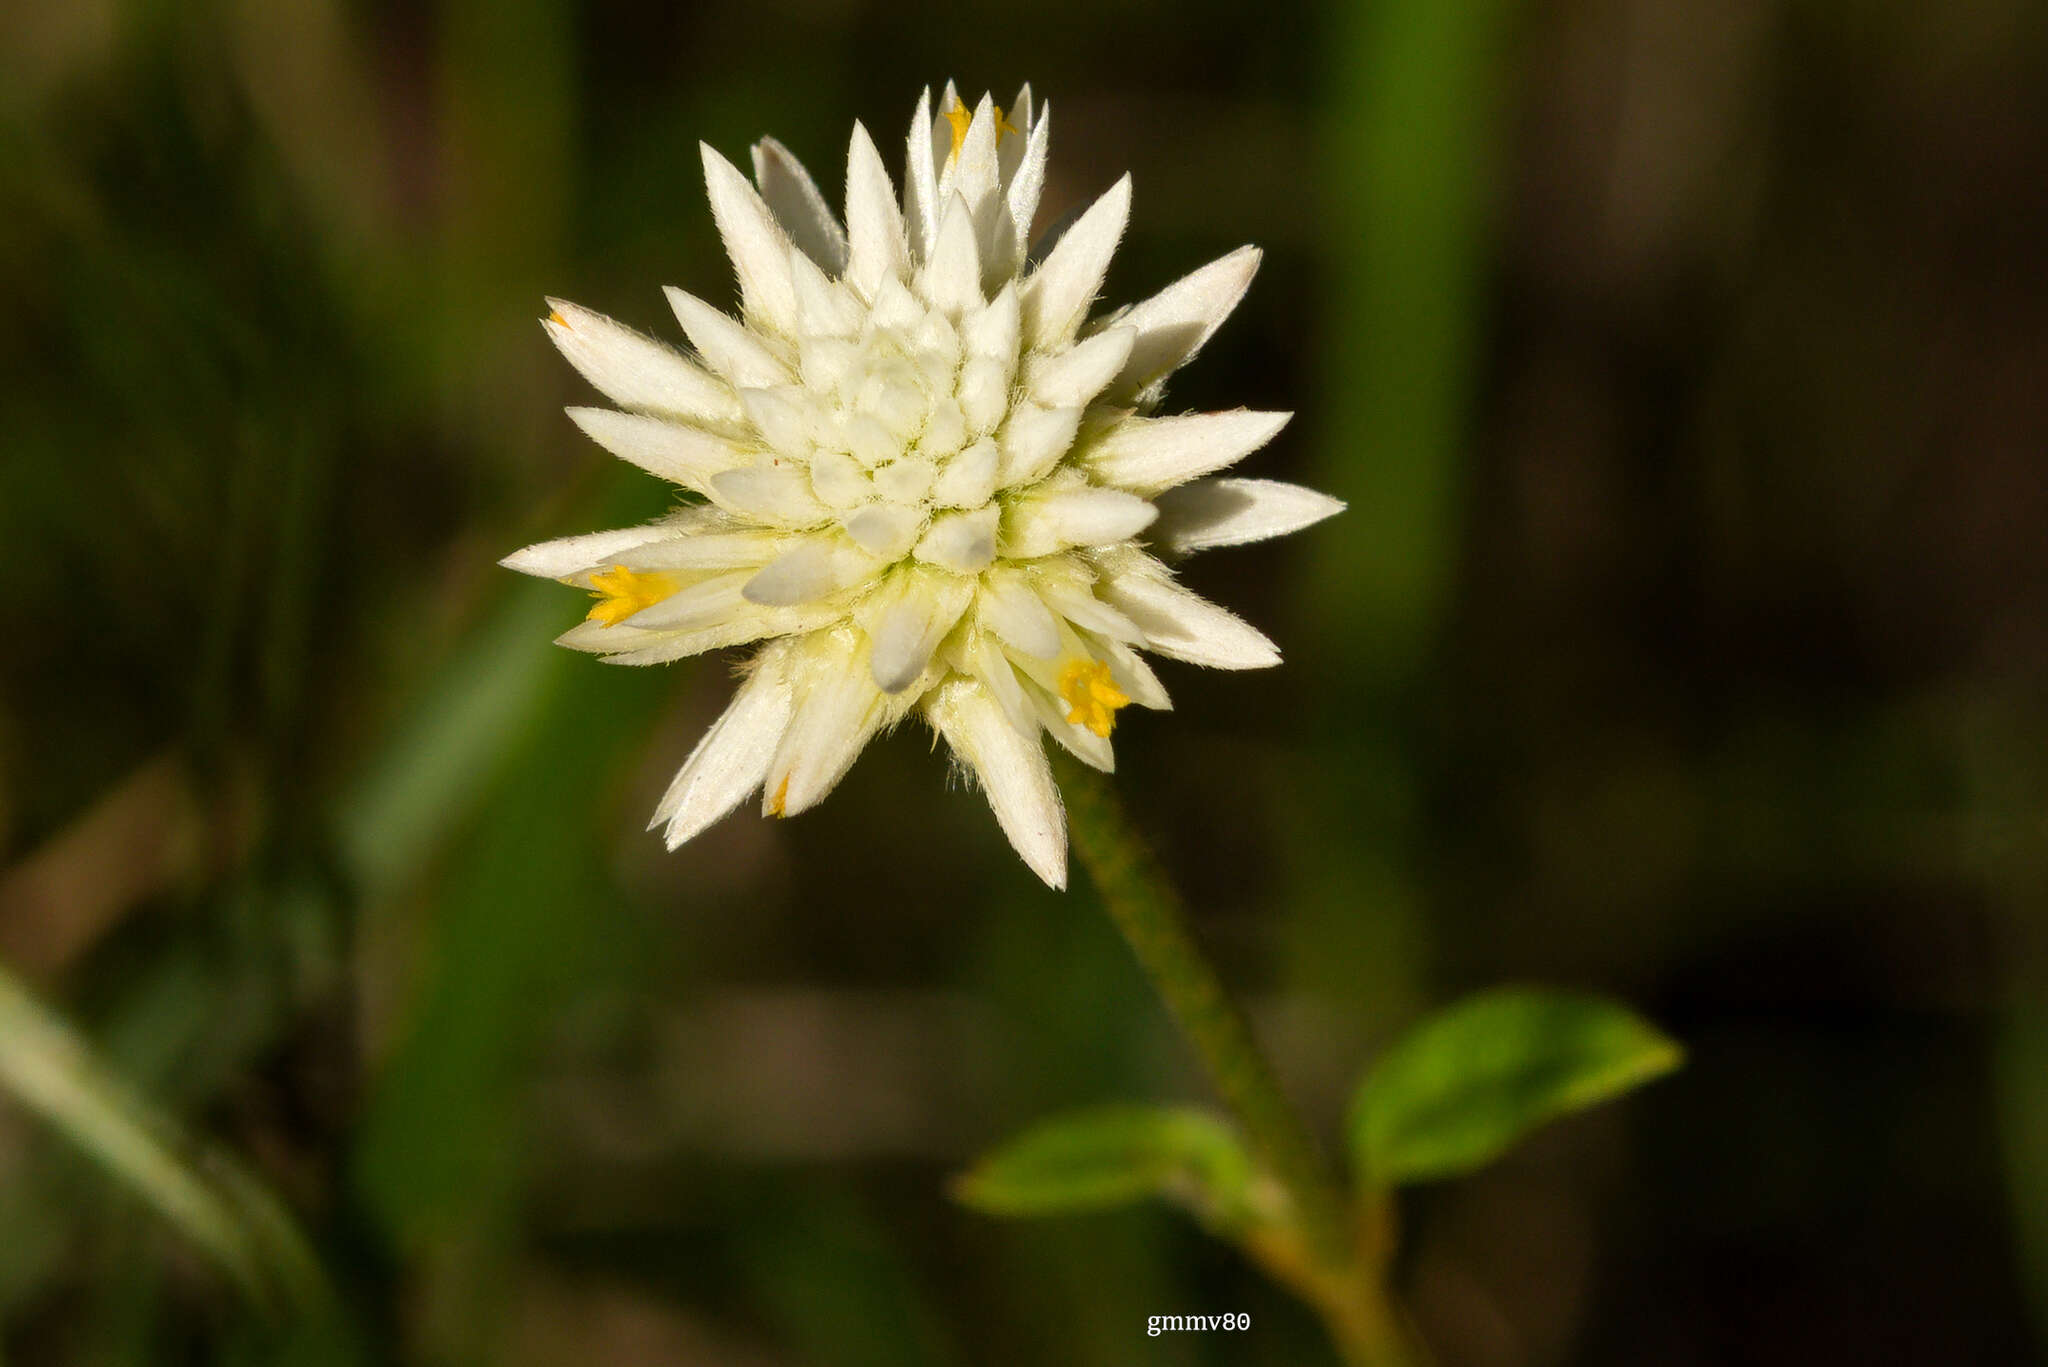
[503,84,1342,888]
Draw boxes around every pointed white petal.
[654,645,796,848]
[741,537,870,605]
[576,602,844,666]
[963,280,1021,362]
[620,570,752,630]
[942,93,1002,212]
[838,413,903,467]
[701,142,800,334]
[1039,580,1146,643]
[978,572,1063,658]
[966,632,1037,736]
[750,137,847,275]
[920,193,984,315]
[800,337,862,395]
[738,387,813,456]
[1004,487,1156,559]
[1026,681,1116,772]
[954,363,1010,442]
[928,679,1066,888]
[872,455,937,502]
[501,525,675,579]
[920,398,968,458]
[979,201,1025,297]
[1086,410,1292,495]
[867,576,973,693]
[866,272,923,332]
[612,529,786,572]
[912,506,999,574]
[955,358,1007,436]
[931,437,1000,508]
[1100,246,1261,404]
[1006,84,1035,147]
[1027,326,1136,408]
[1021,175,1130,350]
[763,633,888,816]
[904,88,939,261]
[1091,634,1173,710]
[914,306,962,357]
[1004,105,1051,273]
[790,254,865,337]
[845,121,908,300]
[997,404,1083,487]
[1098,567,1280,669]
[1150,477,1346,555]
[566,408,744,490]
[842,502,924,559]
[543,300,742,423]
[664,287,794,388]
[708,465,831,525]
[809,449,872,508]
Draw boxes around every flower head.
[504,84,1342,887]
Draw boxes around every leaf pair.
[956,988,1681,1224]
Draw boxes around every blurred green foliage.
[4,0,2048,1363]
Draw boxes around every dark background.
[4,0,2047,1362]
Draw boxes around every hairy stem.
[1057,757,1424,1367]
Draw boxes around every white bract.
[504,84,1342,887]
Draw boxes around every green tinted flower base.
[1056,756,1425,1367]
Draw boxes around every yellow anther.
[548,309,568,327]
[767,773,791,817]
[1058,658,1131,738]
[943,101,973,160]
[944,98,1021,162]
[585,564,677,627]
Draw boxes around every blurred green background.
[4,0,2047,1362]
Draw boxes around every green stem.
[1057,757,1423,1367]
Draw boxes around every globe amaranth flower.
[503,84,1342,887]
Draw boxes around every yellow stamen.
[585,564,678,627]
[767,773,791,817]
[1058,658,1131,738]
[943,100,973,159]
[944,98,1021,162]
[548,309,568,327]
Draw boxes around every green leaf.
[953,1106,1260,1231]
[1350,988,1683,1186]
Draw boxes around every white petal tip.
[1028,857,1068,891]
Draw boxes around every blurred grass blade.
[1350,987,1683,1187]
[0,962,324,1314]
[334,582,572,899]
[348,487,673,1250]
[336,477,667,901]
[1317,0,1509,669]
[953,1105,1262,1234]
[1282,0,1517,1028]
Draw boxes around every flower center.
[768,283,1016,578]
